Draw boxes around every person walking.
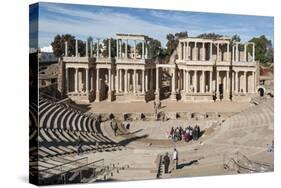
[173,148,179,170]
[163,152,170,174]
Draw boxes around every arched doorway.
[258,88,265,97]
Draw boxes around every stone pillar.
[96,68,100,91]
[186,71,189,93]
[145,70,148,91]
[172,68,176,93]
[108,69,111,92]
[216,71,219,95]
[116,69,119,93]
[156,67,159,93]
[142,41,145,59]
[119,69,122,92]
[145,44,148,59]
[186,42,190,60]
[226,43,229,62]
[226,70,229,93]
[244,43,247,62]
[183,42,186,60]
[125,69,128,93]
[65,41,68,57]
[85,41,88,57]
[179,42,182,60]
[150,69,153,90]
[235,43,239,62]
[216,43,220,61]
[85,68,89,93]
[232,45,235,62]
[194,42,198,61]
[97,39,100,58]
[252,43,255,61]
[210,71,213,93]
[134,40,136,59]
[202,42,205,61]
[202,71,205,93]
[133,69,136,93]
[90,41,93,57]
[108,39,111,58]
[65,68,69,93]
[183,70,186,91]
[75,40,78,57]
[116,39,119,59]
[209,42,213,61]
[232,71,234,92]
[75,68,78,92]
[142,69,145,93]
[193,70,197,93]
[253,71,256,93]
[244,71,247,93]
[125,39,128,58]
[235,71,238,93]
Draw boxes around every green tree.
[51,34,86,57]
[102,38,117,57]
[51,34,75,57]
[166,31,188,56]
[249,35,273,63]
[197,32,222,39]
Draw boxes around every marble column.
[85,68,89,93]
[210,71,213,93]
[253,71,256,93]
[202,42,205,61]
[85,41,88,57]
[156,67,159,93]
[183,70,186,91]
[226,43,229,62]
[97,39,100,58]
[232,71,235,92]
[244,44,247,62]
[187,42,190,60]
[172,68,176,93]
[183,42,186,60]
[116,39,119,59]
[142,41,145,59]
[90,41,93,57]
[186,71,190,93]
[142,69,145,93]
[119,69,122,92]
[253,43,255,61]
[235,71,238,93]
[232,45,235,62]
[116,69,119,93]
[133,69,136,93]
[134,40,136,59]
[75,68,78,92]
[150,69,153,90]
[96,68,99,91]
[125,69,128,93]
[216,71,219,94]
[194,70,197,93]
[65,68,69,93]
[75,40,78,57]
[202,71,205,93]
[209,42,213,61]
[125,39,128,59]
[244,71,247,93]
[108,39,111,58]
[108,69,111,92]
[235,43,239,62]
[226,71,229,93]
[65,41,68,57]
[194,42,198,61]
[145,70,148,91]
[216,43,220,61]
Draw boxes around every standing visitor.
[173,148,179,170]
[163,152,170,174]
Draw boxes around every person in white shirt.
[173,148,178,170]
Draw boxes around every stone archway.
[257,86,266,97]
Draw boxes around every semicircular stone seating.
[211,98,274,148]
[31,97,121,159]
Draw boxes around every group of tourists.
[162,148,179,174]
[169,125,201,142]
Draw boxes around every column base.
[170,92,177,101]
[96,91,100,102]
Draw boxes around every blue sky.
[29,2,274,49]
